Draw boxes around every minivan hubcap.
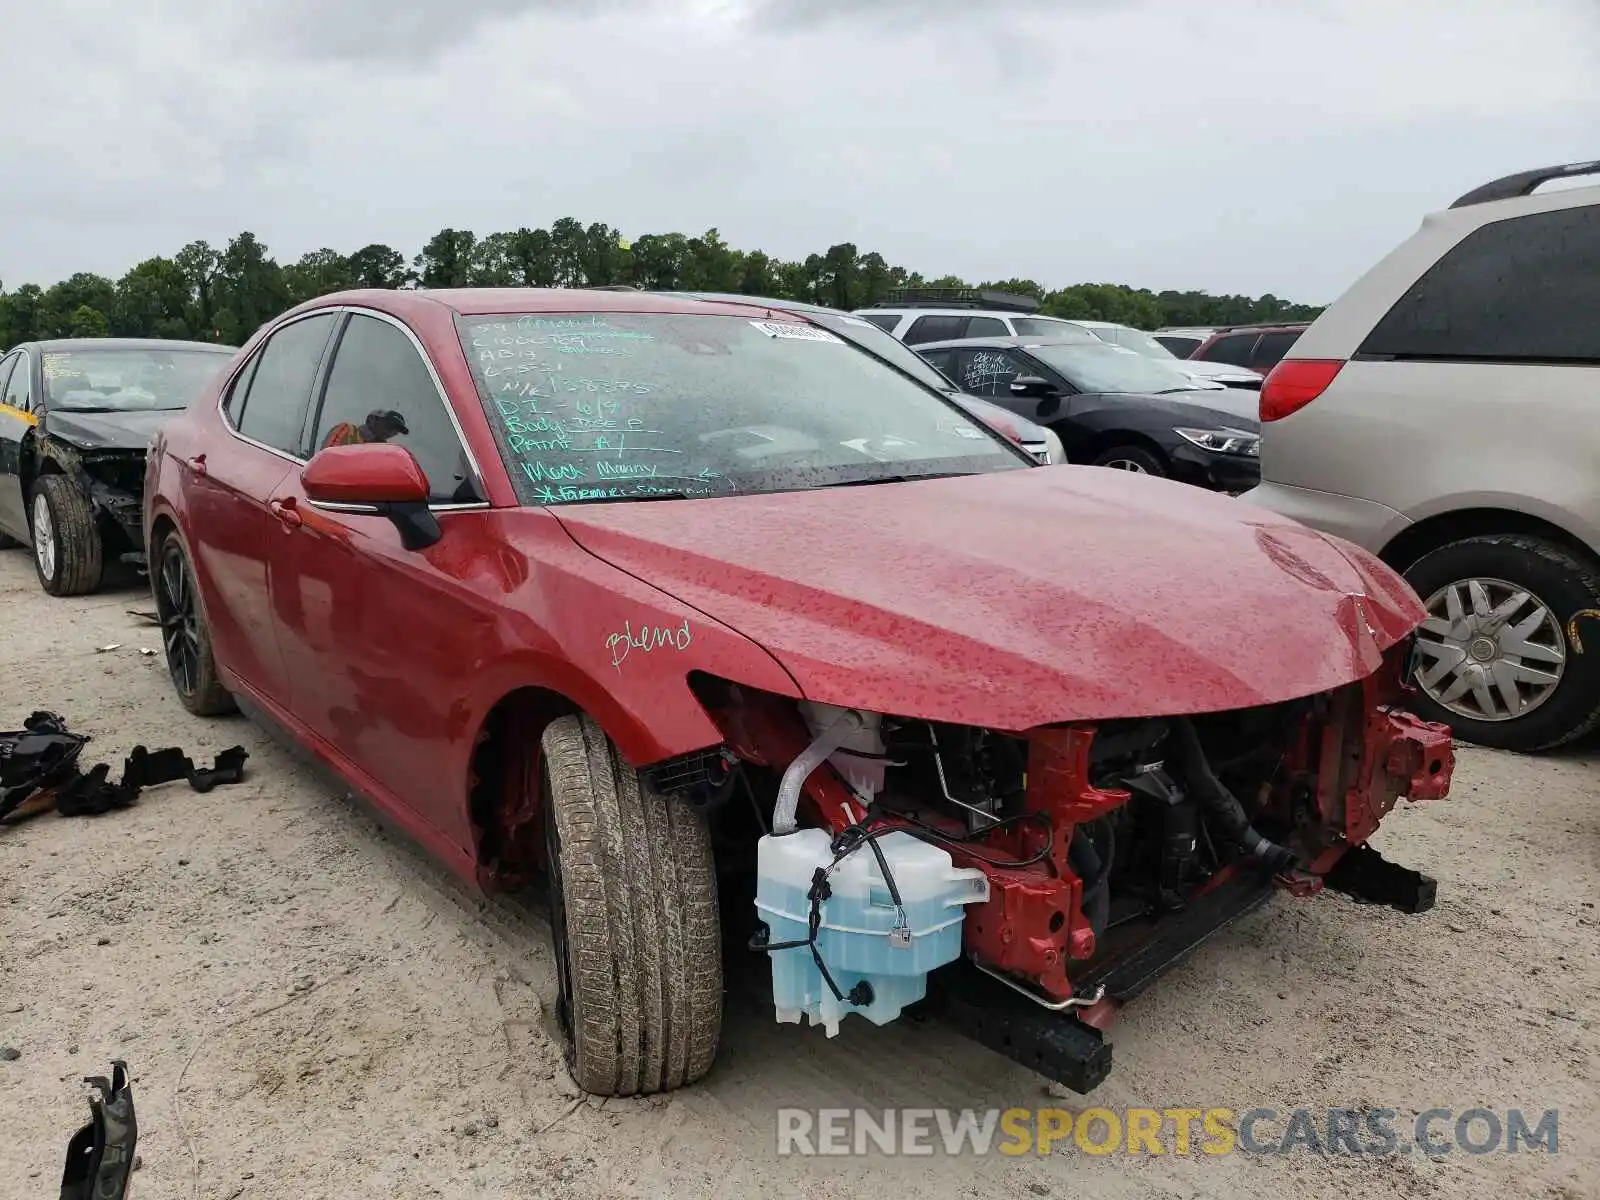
[32,494,55,580]
[1415,576,1565,722]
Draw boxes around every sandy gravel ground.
[0,545,1596,1200]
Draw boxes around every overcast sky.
[3,0,1596,302]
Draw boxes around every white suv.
[855,303,1095,346]
[1244,158,1600,751]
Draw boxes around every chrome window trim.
[215,304,492,510]
[303,498,491,516]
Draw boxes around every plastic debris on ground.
[0,711,248,825]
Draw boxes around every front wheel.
[540,714,722,1095]
[1405,533,1600,751]
[1089,444,1167,477]
[30,476,103,596]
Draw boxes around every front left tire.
[30,475,104,596]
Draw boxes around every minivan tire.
[1403,533,1600,752]
[540,714,722,1095]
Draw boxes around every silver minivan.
[1244,159,1600,751]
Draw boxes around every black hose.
[1068,825,1112,936]
[1170,718,1297,873]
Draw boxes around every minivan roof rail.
[1449,159,1600,209]
[867,288,1040,314]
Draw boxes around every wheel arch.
[1380,507,1600,574]
[1073,428,1170,467]
[465,684,585,891]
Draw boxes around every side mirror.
[1009,375,1057,398]
[301,444,441,551]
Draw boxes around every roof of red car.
[301,287,784,319]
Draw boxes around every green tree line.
[0,221,1323,350]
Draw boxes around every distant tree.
[1,223,1325,346]
[112,257,193,338]
[66,305,110,337]
[213,232,290,344]
[174,241,222,339]
[414,229,478,288]
[284,248,355,303]
[347,243,411,289]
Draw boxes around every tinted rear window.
[857,313,902,332]
[1360,205,1600,363]
[1252,331,1302,369]
[1199,333,1258,366]
[904,315,970,344]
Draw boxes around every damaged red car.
[143,289,1453,1097]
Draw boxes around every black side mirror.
[1009,375,1057,398]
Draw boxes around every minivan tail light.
[1260,359,1344,422]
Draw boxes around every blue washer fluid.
[755,828,989,1036]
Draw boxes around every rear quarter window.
[1360,204,1600,362]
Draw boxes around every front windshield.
[1027,343,1207,394]
[460,312,1027,506]
[42,347,234,412]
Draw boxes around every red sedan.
[145,289,1452,1097]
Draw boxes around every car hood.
[1181,360,1263,383]
[1080,390,1261,428]
[551,467,1422,730]
[42,408,175,451]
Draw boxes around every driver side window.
[953,349,1025,398]
[311,313,482,505]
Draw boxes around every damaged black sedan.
[0,338,235,595]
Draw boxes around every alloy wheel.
[156,543,202,698]
[32,493,55,580]
[1414,575,1566,722]
[1101,458,1149,473]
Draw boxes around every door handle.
[185,454,207,477]
[268,498,302,529]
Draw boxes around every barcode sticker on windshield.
[749,320,844,344]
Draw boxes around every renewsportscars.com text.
[775,1106,1560,1158]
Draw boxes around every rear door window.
[312,313,482,504]
[0,355,17,409]
[964,316,1009,337]
[904,315,971,345]
[235,313,338,456]
[857,313,902,332]
[1200,333,1259,366]
[1251,331,1302,370]
[1360,205,1600,363]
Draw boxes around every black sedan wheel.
[30,475,104,596]
[154,532,235,716]
[1090,444,1168,477]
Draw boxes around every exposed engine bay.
[686,639,1453,1091]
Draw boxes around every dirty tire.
[540,714,721,1095]
[30,475,103,596]
[154,530,236,717]
[1089,444,1167,476]
[1404,533,1600,752]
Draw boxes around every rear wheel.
[30,476,103,596]
[153,531,235,717]
[540,714,721,1095]
[1089,444,1167,477]
[1405,533,1600,751]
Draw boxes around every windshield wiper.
[811,472,979,489]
